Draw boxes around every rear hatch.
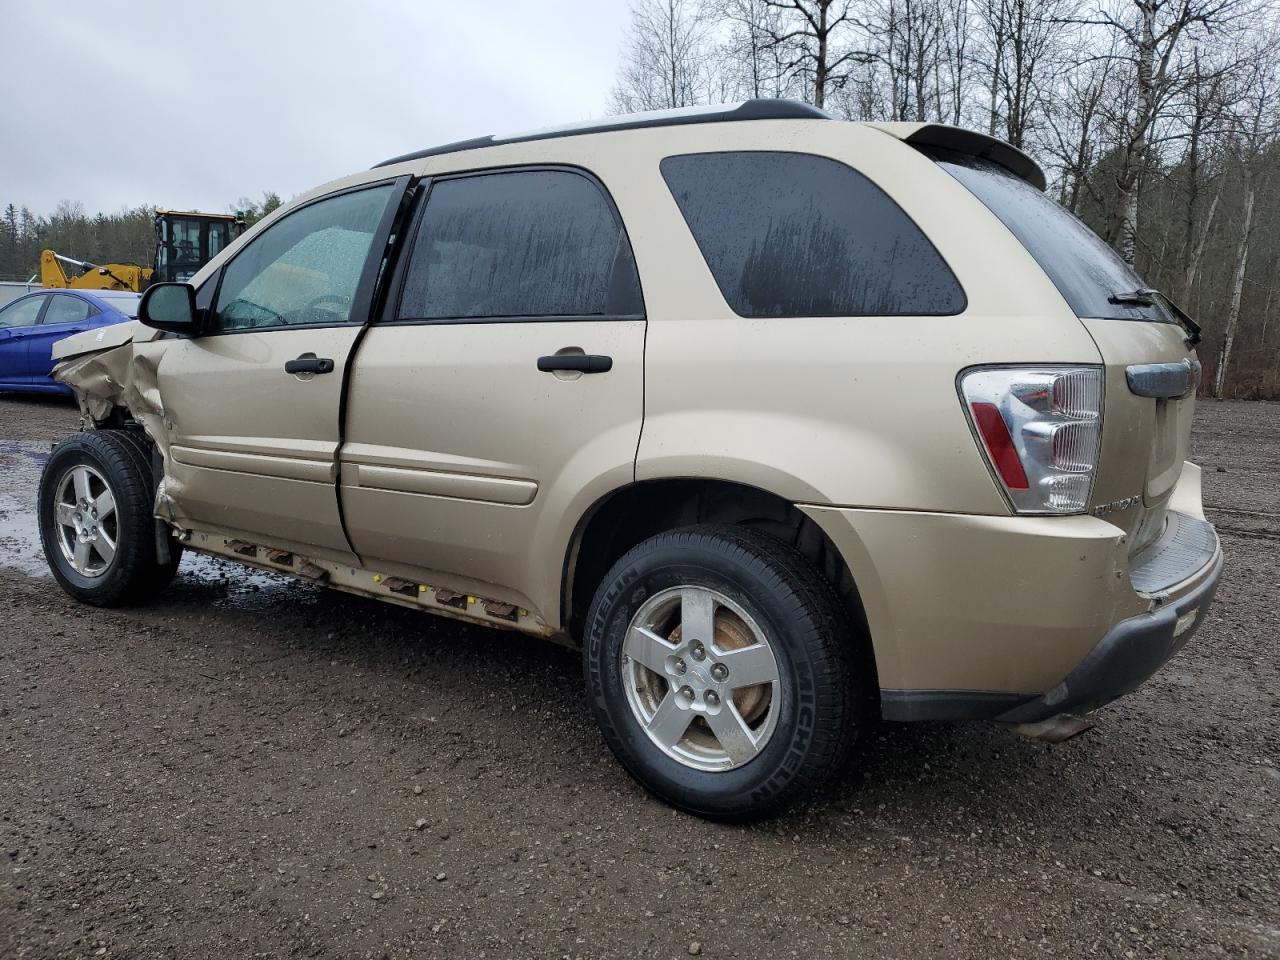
[924,143,1200,561]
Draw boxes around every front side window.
[211,185,394,332]
[0,296,44,329]
[661,151,965,318]
[42,295,92,325]
[398,169,642,321]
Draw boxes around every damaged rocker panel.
[181,529,555,638]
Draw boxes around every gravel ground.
[0,395,1277,960]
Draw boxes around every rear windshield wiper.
[1108,288,1202,347]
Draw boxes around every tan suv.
[40,100,1222,819]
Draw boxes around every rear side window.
[42,295,92,325]
[660,151,964,318]
[931,151,1167,322]
[398,170,643,320]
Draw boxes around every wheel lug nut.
[690,642,706,661]
[679,685,694,701]
[711,663,728,681]
[673,658,687,675]
[705,691,720,707]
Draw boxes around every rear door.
[340,167,646,618]
[26,293,94,382]
[153,180,404,558]
[932,153,1198,551]
[0,295,47,384]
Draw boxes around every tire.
[39,429,182,607]
[584,524,864,820]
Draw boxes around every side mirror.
[138,282,199,334]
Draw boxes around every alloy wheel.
[52,464,119,578]
[621,585,781,772]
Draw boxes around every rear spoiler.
[867,122,1047,192]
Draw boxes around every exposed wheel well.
[564,479,878,687]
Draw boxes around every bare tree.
[1084,0,1259,264]
[1214,52,1278,396]
[715,0,787,97]
[1176,48,1230,298]
[611,0,714,112]
[760,0,867,108]
[865,0,950,121]
[973,0,1081,148]
[1043,53,1116,213]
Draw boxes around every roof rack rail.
[373,99,832,169]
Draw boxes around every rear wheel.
[39,430,181,606]
[584,525,864,819]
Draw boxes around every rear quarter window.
[660,151,965,318]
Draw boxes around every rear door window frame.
[379,164,646,327]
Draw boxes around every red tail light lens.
[970,402,1029,489]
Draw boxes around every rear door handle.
[536,354,613,374]
[284,357,335,375]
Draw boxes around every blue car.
[0,289,140,396]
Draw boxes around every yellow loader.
[40,210,246,292]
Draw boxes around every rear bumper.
[800,470,1222,722]
[994,547,1222,723]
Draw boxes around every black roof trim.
[373,99,832,169]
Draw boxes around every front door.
[340,168,647,620]
[152,181,402,559]
[26,293,94,384]
[0,295,47,385]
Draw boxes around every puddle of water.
[175,552,321,610]
[0,440,51,575]
[0,437,320,610]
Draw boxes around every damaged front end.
[51,322,182,528]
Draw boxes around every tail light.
[959,366,1103,514]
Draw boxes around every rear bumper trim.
[880,548,1223,724]
[995,549,1223,723]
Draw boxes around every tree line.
[613,0,1280,398]
[0,193,283,286]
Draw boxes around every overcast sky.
[0,0,629,217]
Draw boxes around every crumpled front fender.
[52,322,179,523]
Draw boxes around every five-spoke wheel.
[585,525,865,820]
[52,464,119,578]
[622,586,781,771]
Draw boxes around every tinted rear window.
[660,151,964,318]
[399,170,643,320]
[932,151,1169,322]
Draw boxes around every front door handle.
[284,356,335,375]
[536,354,613,374]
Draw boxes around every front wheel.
[584,525,865,820]
[39,430,181,607]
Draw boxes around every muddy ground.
[0,395,1276,960]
